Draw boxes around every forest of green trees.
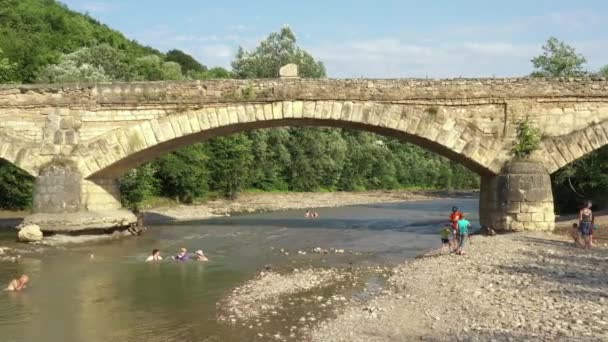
[0,0,607,213]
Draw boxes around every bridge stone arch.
[81,101,508,179]
[532,118,608,173]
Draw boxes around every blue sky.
[61,0,608,78]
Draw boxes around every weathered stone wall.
[480,162,555,232]
[2,78,608,107]
[33,165,83,213]
[81,179,122,211]
[1,77,608,233]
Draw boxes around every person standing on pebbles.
[571,223,581,247]
[449,206,463,250]
[440,225,451,253]
[579,200,594,249]
[456,213,472,255]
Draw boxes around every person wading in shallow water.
[5,274,29,291]
[146,249,163,262]
[579,200,594,249]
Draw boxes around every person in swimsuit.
[5,274,29,291]
[194,250,208,262]
[146,249,163,262]
[579,200,594,249]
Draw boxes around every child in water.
[440,225,451,253]
[5,274,29,291]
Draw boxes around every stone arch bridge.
[1,77,608,233]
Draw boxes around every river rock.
[17,223,43,242]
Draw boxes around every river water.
[0,197,477,342]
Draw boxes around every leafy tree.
[598,65,608,77]
[154,145,209,203]
[133,55,184,81]
[190,66,232,79]
[232,26,326,78]
[207,134,253,199]
[119,163,158,210]
[35,58,109,83]
[0,160,33,210]
[247,129,291,191]
[531,37,587,77]
[512,120,541,158]
[0,48,18,83]
[286,128,347,191]
[166,49,207,73]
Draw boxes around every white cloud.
[545,10,602,30]
[309,39,538,78]
[201,44,233,58]
[231,24,249,31]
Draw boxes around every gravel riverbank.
[309,232,608,342]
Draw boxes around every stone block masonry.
[1,76,608,233]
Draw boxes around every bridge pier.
[480,161,555,232]
[22,164,136,234]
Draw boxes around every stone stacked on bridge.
[1,77,608,233]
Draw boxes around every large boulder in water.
[17,223,43,242]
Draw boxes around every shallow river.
[0,198,477,342]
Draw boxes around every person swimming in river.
[146,249,163,262]
[194,250,208,262]
[5,274,29,292]
[174,247,190,261]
